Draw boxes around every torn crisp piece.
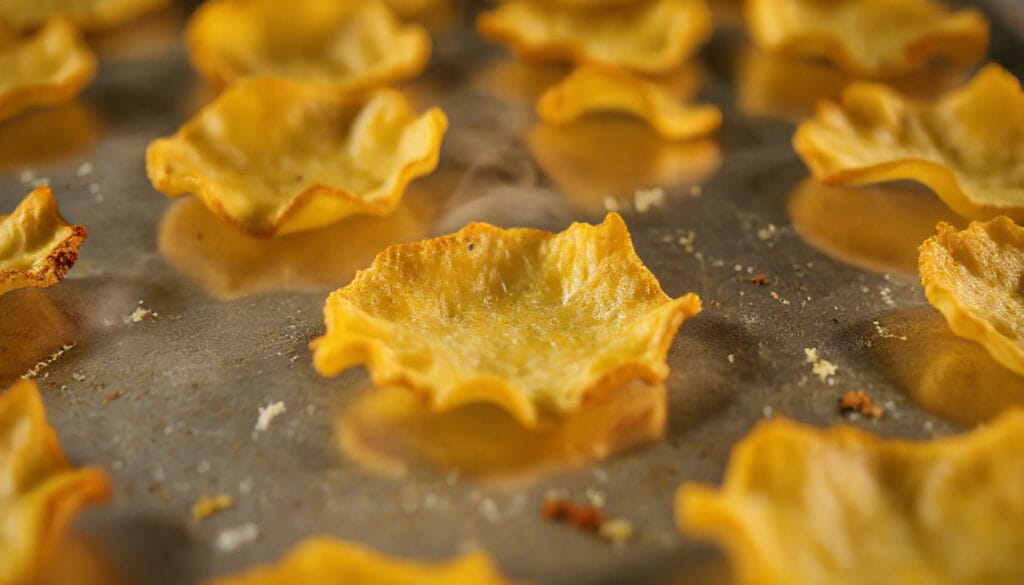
[745,0,988,78]
[0,0,169,31]
[477,0,713,74]
[537,65,721,140]
[677,410,1024,585]
[0,186,87,297]
[919,217,1024,376]
[206,537,515,585]
[187,0,430,90]
[0,17,96,122]
[146,79,447,237]
[794,65,1024,224]
[0,380,113,583]
[311,213,701,428]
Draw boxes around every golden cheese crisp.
[0,0,169,30]
[919,217,1024,376]
[0,186,87,297]
[0,17,96,122]
[206,537,515,585]
[311,213,701,428]
[537,65,721,141]
[477,0,713,74]
[677,410,1024,585]
[187,0,430,90]
[794,65,1024,224]
[146,79,447,237]
[338,381,665,484]
[745,0,988,78]
[0,380,113,584]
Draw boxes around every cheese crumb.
[633,187,665,212]
[192,494,234,521]
[599,518,634,544]
[127,301,158,323]
[76,162,94,177]
[602,197,621,212]
[253,401,286,437]
[216,523,259,552]
[804,347,837,382]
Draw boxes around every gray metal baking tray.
[1,1,1023,583]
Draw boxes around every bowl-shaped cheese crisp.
[745,0,988,78]
[0,186,87,297]
[311,213,701,428]
[477,0,713,75]
[0,380,112,583]
[0,17,96,122]
[187,0,430,91]
[537,65,722,140]
[207,537,514,585]
[795,65,1024,224]
[919,217,1024,376]
[678,410,1024,585]
[146,78,447,237]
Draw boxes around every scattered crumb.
[584,488,606,508]
[804,347,837,382]
[770,291,791,305]
[253,401,286,437]
[71,372,86,382]
[543,498,604,533]
[127,301,159,323]
[689,184,703,197]
[762,405,774,418]
[678,231,696,253]
[215,523,259,552]
[21,343,76,380]
[756,224,777,241]
[602,197,621,212]
[750,274,770,286]
[727,353,735,363]
[924,421,935,434]
[102,389,125,405]
[839,390,884,419]
[76,162,94,177]
[598,518,634,545]
[879,287,896,307]
[193,494,234,521]
[633,187,665,212]
[873,320,908,341]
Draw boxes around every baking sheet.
[2,1,1023,583]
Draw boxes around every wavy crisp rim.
[0,186,88,296]
[185,0,431,90]
[536,64,722,140]
[745,0,989,78]
[145,80,448,237]
[919,218,1024,376]
[476,0,713,75]
[793,65,1024,224]
[676,409,1024,585]
[311,212,702,428]
[204,536,515,585]
[0,18,97,121]
[1,380,113,581]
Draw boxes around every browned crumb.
[192,494,234,521]
[102,388,125,405]
[750,274,770,286]
[542,498,607,535]
[838,390,884,419]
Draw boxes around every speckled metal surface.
[1,1,1023,584]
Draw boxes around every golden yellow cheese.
[311,213,701,428]
[0,380,112,585]
[678,410,1024,585]
[745,0,988,78]
[537,65,721,141]
[146,78,447,237]
[205,537,516,585]
[0,0,168,30]
[919,217,1024,376]
[794,65,1024,223]
[187,0,430,90]
[0,17,95,121]
[477,0,713,74]
[0,186,87,297]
